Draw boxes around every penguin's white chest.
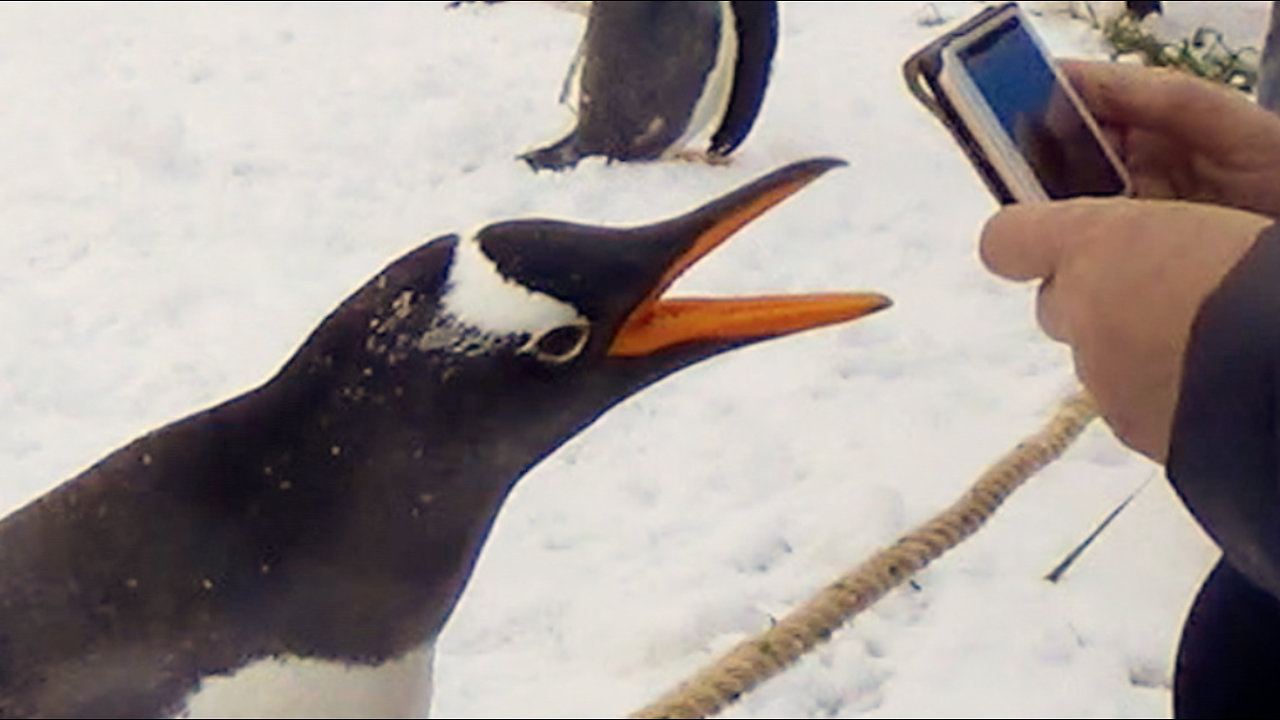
[179,645,434,719]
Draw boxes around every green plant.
[1101,11,1259,92]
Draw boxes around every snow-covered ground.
[0,2,1271,717]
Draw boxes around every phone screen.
[956,17,1126,199]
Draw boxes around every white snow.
[0,2,1270,718]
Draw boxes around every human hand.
[981,198,1270,463]
[1064,61,1280,217]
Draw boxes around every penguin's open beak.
[608,158,891,357]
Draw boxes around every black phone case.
[903,3,1018,205]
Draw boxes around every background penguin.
[0,159,888,718]
[520,1,779,171]
[1124,1,1162,20]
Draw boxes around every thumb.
[979,201,1091,282]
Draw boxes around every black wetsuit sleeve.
[1166,224,1280,600]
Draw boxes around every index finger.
[1061,61,1266,151]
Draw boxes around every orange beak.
[608,158,891,357]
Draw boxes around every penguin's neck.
[209,361,555,653]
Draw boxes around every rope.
[630,391,1100,720]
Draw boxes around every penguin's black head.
[471,157,889,374]
[290,158,889,479]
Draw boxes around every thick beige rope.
[630,391,1100,720]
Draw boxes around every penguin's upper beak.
[607,158,891,357]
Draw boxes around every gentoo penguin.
[521,1,778,171]
[0,158,888,718]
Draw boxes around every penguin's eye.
[522,322,590,364]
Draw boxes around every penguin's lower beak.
[608,158,891,357]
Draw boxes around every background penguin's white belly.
[664,0,740,156]
[180,645,434,719]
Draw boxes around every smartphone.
[903,3,1132,203]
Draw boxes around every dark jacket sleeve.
[1166,223,1280,600]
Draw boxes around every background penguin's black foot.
[671,149,733,167]
[520,134,585,171]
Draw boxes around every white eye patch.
[417,234,585,356]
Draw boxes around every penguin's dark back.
[0,375,462,718]
[0,238,489,717]
[577,1,724,159]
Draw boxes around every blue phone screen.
[958,17,1125,198]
